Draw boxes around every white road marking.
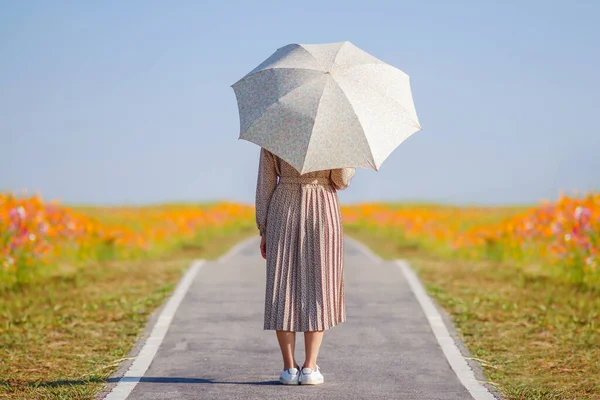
[218,235,260,263]
[396,260,497,400]
[344,236,382,262]
[102,259,205,400]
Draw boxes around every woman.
[255,147,355,386]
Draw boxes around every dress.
[255,148,355,332]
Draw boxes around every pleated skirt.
[263,179,345,332]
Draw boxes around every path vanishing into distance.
[98,236,502,400]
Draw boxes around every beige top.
[255,148,355,237]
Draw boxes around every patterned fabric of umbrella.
[231,41,421,174]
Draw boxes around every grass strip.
[346,227,600,400]
[0,226,256,400]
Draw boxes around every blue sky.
[2,0,598,206]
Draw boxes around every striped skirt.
[263,176,346,332]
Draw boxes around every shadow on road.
[8,377,281,388]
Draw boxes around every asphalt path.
[100,236,499,400]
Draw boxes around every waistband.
[278,176,331,186]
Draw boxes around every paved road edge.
[96,259,205,400]
[396,260,501,400]
[345,235,503,399]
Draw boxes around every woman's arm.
[255,148,278,237]
[330,168,356,191]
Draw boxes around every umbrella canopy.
[231,41,421,174]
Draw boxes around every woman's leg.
[303,330,324,370]
[276,330,297,370]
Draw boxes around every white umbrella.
[231,41,421,174]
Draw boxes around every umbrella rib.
[237,43,329,84]
[235,66,325,83]
[330,41,349,68]
[300,79,330,173]
[300,45,330,71]
[240,73,325,140]
[335,67,421,130]
[327,78,377,170]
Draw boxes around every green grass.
[346,227,600,400]
[0,226,257,400]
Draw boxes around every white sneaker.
[279,366,300,385]
[299,365,324,385]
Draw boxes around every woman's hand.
[260,235,267,259]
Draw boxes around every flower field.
[2,190,599,288]
[0,191,254,287]
[342,191,600,286]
